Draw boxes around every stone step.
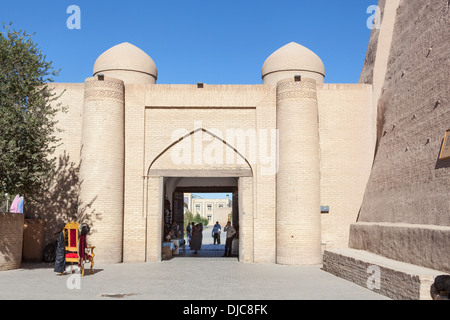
[322,248,449,300]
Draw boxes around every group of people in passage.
[186,220,236,257]
[164,220,184,253]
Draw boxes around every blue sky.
[1,0,377,85]
[195,193,230,200]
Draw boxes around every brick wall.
[0,213,24,271]
[44,67,377,265]
[318,84,374,249]
[30,83,84,246]
[123,84,147,262]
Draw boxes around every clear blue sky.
[194,193,230,200]
[1,0,377,85]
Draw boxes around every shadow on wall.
[374,92,388,161]
[26,150,97,246]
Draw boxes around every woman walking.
[190,223,203,254]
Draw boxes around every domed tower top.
[262,42,325,85]
[93,42,157,84]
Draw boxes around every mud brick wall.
[0,213,24,271]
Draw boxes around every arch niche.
[143,128,254,262]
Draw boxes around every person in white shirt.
[223,221,236,257]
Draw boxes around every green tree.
[184,209,194,227]
[193,212,209,227]
[0,23,64,201]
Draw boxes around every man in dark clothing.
[54,229,66,274]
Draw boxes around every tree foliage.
[184,209,209,228]
[0,23,65,200]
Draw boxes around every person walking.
[223,221,236,257]
[190,223,203,254]
[186,223,192,245]
[212,221,221,245]
[53,226,66,274]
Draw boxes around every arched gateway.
[47,41,376,266]
[144,128,254,262]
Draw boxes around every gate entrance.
[144,175,253,263]
[170,187,238,258]
[162,178,239,260]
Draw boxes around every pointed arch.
[146,127,254,177]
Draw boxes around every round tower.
[275,76,322,265]
[263,42,324,264]
[78,75,125,263]
[93,42,157,84]
[262,42,325,85]
[261,42,325,265]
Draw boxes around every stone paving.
[0,226,389,300]
[176,227,231,258]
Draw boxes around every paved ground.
[0,226,389,300]
[178,225,232,257]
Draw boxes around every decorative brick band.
[276,79,317,101]
[84,79,124,102]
